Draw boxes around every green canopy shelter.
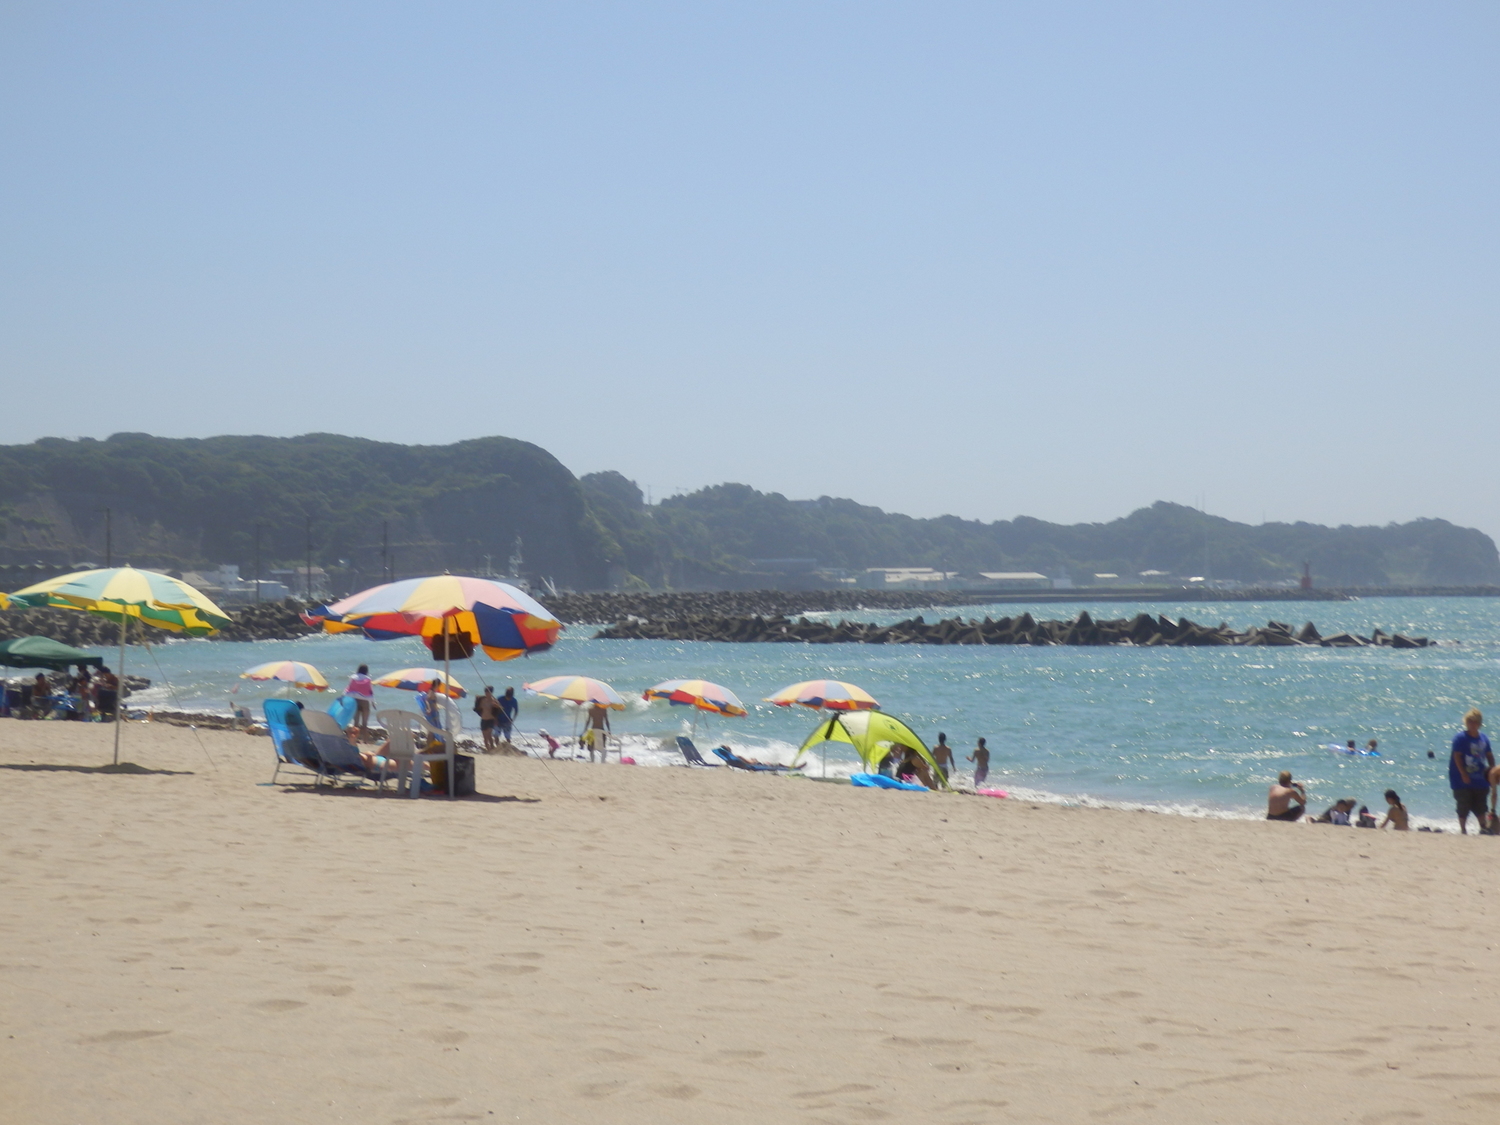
[0,635,105,672]
[795,710,948,789]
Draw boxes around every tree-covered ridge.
[0,433,610,590]
[590,480,1500,587]
[0,434,1493,591]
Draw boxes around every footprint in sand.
[652,1084,700,1099]
[577,1081,627,1099]
[81,1029,170,1044]
[251,999,307,1013]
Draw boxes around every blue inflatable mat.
[851,773,928,792]
[1326,743,1381,757]
[327,694,358,727]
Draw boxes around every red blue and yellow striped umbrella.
[644,678,748,717]
[241,660,329,691]
[764,679,880,712]
[307,575,559,661]
[374,667,467,698]
[523,675,626,709]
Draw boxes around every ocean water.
[61,596,1500,827]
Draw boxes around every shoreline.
[24,706,1466,832]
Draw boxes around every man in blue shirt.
[1449,708,1494,835]
[498,687,519,743]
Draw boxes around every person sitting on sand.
[94,666,118,723]
[1314,798,1355,825]
[895,745,935,788]
[967,738,990,786]
[931,733,954,783]
[1267,771,1307,821]
[1380,789,1409,831]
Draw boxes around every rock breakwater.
[595,611,1433,648]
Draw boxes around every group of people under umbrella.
[1,566,951,794]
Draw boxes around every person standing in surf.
[498,686,519,744]
[931,733,955,783]
[967,738,990,786]
[1448,708,1493,835]
[346,664,374,735]
[585,700,612,762]
[474,686,503,753]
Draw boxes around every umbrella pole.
[113,614,126,765]
[443,616,454,798]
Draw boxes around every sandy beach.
[3,720,1499,1124]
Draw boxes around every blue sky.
[3,3,1497,539]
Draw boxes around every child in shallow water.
[967,738,990,785]
[1380,789,1409,831]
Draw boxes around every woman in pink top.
[347,664,374,733]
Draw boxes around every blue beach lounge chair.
[263,699,321,783]
[676,736,719,767]
[713,746,799,773]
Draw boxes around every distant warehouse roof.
[976,572,1049,582]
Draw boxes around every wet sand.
[2,719,1498,1124]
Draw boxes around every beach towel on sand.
[851,773,928,792]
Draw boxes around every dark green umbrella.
[0,635,105,672]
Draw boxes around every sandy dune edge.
[2,721,1497,1124]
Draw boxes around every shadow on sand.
[0,761,194,776]
[279,784,539,805]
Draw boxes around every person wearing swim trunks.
[1267,771,1307,821]
[474,686,502,753]
[967,738,990,786]
[931,733,954,783]
[1449,708,1493,835]
[585,701,611,763]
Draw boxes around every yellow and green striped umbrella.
[6,567,231,636]
[3,567,230,766]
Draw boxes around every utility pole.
[103,508,112,568]
[382,521,389,584]
[253,525,262,604]
[305,516,313,602]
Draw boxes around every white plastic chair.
[376,708,427,797]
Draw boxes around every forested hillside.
[587,478,1500,588]
[0,434,1494,592]
[0,433,610,591]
